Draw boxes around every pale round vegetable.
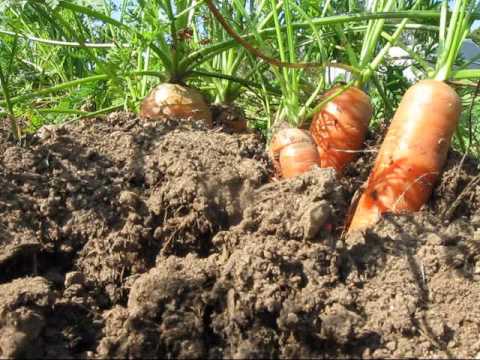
[139,83,212,127]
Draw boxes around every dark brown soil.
[1,112,479,358]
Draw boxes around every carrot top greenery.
[0,0,479,154]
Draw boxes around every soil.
[1,112,480,358]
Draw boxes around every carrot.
[346,0,474,232]
[310,86,373,174]
[306,1,422,175]
[270,128,321,179]
[348,80,461,232]
[140,83,212,127]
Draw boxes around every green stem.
[164,0,179,81]
[434,0,471,81]
[57,0,173,72]
[451,69,480,80]
[0,64,20,139]
[37,109,87,115]
[361,16,413,85]
[357,0,424,87]
[0,41,21,139]
[372,74,394,118]
[306,80,357,119]
[78,105,124,119]
[298,80,325,125]
[0,71,164,106]
[0,28,123,48]
[439,1,448,49]
[189,70,281,94]
[360,0,395,68]
[182,10,443,71]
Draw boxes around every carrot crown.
[307,0,425,121]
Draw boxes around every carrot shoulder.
[310,86,373,174]
[348,80,461,232]
[270,128,321,179]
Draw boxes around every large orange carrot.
[140,83,212,126]
[270,128,321,179]
[310,86,373,174]
[348,80,461,232]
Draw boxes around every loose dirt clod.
[0,277,54,358]
[97,254,220,359]
[0,112,479,358]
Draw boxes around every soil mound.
[0,112,479,358]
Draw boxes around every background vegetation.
[1,0,480,154]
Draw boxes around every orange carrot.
[140,83,212,126]
[348,80,461,232]
[270,128,321,179]
[310,86,373,174]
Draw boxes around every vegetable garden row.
[2,1,480,358]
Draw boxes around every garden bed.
[0,113,479,358]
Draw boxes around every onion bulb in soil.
[348,80,461,233]
[139,83,212,126]
[310,86,373,174]
[270,128,321,179]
